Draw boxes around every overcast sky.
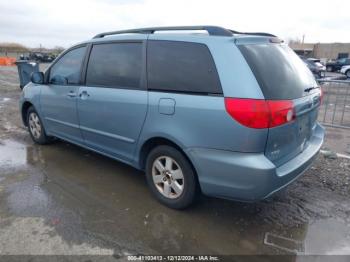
[0,0,349,48]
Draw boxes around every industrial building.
[290,42,350,61]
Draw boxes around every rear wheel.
[145,145,198,209]
[27,106,52,144]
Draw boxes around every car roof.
[76,33,277,47]
[75,26,279,46]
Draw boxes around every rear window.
[147,40,222,94]
[238,44,317,100]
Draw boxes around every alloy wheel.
[28,112,42,139]
[152,156,184,199]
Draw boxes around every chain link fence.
[318,79,350,129]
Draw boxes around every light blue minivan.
[20,26,324,209]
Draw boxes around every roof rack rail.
[229,30,276,37]
[92,26,233,39]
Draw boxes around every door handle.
[79,90,90,99]
[67,91,77,98]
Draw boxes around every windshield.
[238,44,317,100]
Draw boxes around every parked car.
[340,65,350,78]
[20,26,324,209]
[307,58,321,63]
[326,58,350,72]
[301,57,326,78]
[19,54,30,60]
[29,52,56,63]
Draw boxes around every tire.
[326,66,333,72]
[346,70,350,79]
[26,106,52,144]
[145,145,198,209]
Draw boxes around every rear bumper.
[185,123,324,202]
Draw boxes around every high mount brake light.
[224,98,296,129]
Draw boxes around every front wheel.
[27,106,53,144]
[145,145,198,209]
[346,70,350,79]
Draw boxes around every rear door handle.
[67,91,77,98]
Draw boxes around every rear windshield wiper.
[304,86,319,93]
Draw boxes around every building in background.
[289,42,315,57]
[289,42,350,61]
[313,43,350,60]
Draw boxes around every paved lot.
[0,65,350,259]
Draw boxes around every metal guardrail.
[318,79,350,129]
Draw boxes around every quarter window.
[147,40,222,94]
[86,43,143,89]
[49,46,86,85]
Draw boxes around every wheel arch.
[346,69,350,77]
[138,137,199,179]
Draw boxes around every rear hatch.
[238,41,322,167]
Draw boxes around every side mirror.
[31,72,44,84]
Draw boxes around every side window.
[49,46,86,85]
[86,43,142,89]
[147,40,222,94]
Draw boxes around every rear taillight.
[224,98,270,128]
[267,100,295,127]
[224,98,295,129]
